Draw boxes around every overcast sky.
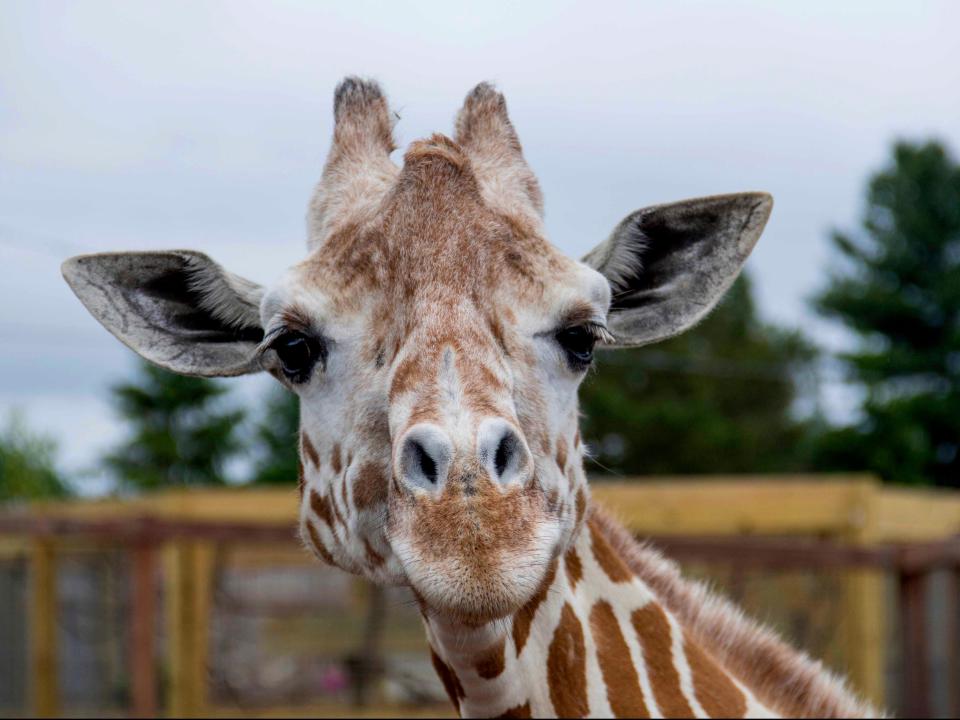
[2,1,958,493]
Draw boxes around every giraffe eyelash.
[581,322,615,345]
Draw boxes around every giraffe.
[63,78,880,719]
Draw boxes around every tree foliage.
[104,361,246,490]
[0,412,69,501]
[580,273,817,476]
[812,140,960,486]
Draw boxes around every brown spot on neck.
[590,600,650,718]
[547,603,589,718]
[512,557,558,656]
[431,649,465,713]
[588,517,634,583]
[564,547,583,590]
[684,632,747,718]
[474,638,506,680]
[496,701,532,718]
[575,487,587,527]
[631,603,694,718]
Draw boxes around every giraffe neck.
[423,508,778,719]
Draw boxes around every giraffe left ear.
[582,192,772,347]
[62,250,265,377]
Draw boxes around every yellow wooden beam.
[30,538,58,718]
[874,487,960,542]
[591,476,878,536]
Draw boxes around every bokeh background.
[2,1,959,717]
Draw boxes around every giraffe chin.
[390,514,563,626]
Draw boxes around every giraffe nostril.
[494,434,514,478]
[413,441,438,484]
[398,424,452,493]
[478,420,530,487]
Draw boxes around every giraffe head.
[63,79,771,624]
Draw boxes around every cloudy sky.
[2,1,958,493]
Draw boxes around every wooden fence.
[2,474,960,717]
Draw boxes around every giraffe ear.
[62,250,265,377]
[583,192,772,347]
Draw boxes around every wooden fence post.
[29,538,58,718]
[165,540,213,718]
[130,540,158,718]
[899,569,930,717]
[841,480,886,709]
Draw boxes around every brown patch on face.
[331,443,343,475]
[474,638,506,679]
[495,702,531,719]
[306,521,337,567]
[297,461,305,500]
[684,633,747,718]
[547,603,589,718]
[431,649,465,713]
[309,489,333,527]
[573,429,580,448]
[545,488,559,514]
[389,354,422,401]
[555,436,568,472]
[631,603,694,718]
[575,487,587,527]
[512,557,558,656]
[353,461,388,509]
[364,538,385,568]
[590,600,650,718]
[564,547,583,590]
[301,432,320,468]
[589,518,633,583]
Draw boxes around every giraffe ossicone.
[63,77,880,718]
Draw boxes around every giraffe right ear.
[62,250,265,377]
[583,192,772,348]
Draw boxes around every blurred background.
[2,1,959,717]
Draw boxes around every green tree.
[0,412,69,501]
[104,361,246,490]
[580,273,817,476]
[249,387,300,485]
[812,140,960,486]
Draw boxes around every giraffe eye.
[555,325,597,370]
[272,331,324,382]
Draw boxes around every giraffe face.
[265,144,610,621]
[62,77,771,626]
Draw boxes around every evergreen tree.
[104,361,245,490]
[0,412,69,501]
[249,387,300,485]
[580,273,817,476]
[812,140,960,486]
